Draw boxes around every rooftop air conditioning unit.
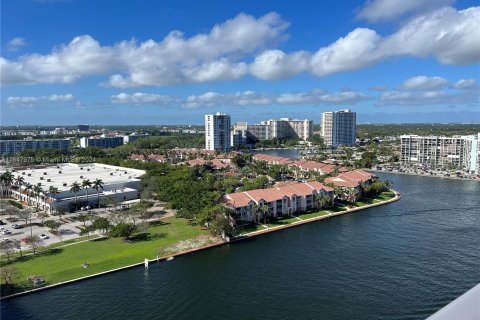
[124,171,128,174]
[44,172,47,175]
[80,175,83,179]
[47,179,51,182]
[110,173,114,175]
[63,183,67,187]
[27,173,31,176]
[22,172,25,175]
[40,177,44,180]
[80,167,84,170]
[87,169,90,171]
[37,183,41,186]
[58,171,62,174]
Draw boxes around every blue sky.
[1,0,479,125]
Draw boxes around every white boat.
[166,256,174,261]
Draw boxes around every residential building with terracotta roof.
[324,169,376,202]
[224,181,333,222]
[253,154,343,176]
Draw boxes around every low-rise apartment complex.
[400,133,480,174]
[225,181,334,222]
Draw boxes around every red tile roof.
[225,181,333,208]
[325,170,376,188]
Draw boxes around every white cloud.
[7,37,27,52]
[357,0,454,22]
[1,13,288,87]
[310,28,382,76]
[250,50,310,80]
[111,92,180,105]
[381,7,480,65]
[453,79,476,89]
[377,89,478,106]
[1,8,479,86]
[111,89,368,109]
[401,76,448,90]
[252,6,480,80]
[7,94,74,107]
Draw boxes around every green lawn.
[298,210,330,220]
[235,223,267,234]
[266,215,299,228]
[1,217,208,295]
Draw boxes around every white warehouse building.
[4,163,145,212]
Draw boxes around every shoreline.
[1,190,400,300]
[369,169,480,182]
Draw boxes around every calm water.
[2,173,480,320]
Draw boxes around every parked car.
[1,229,11,235]
[12,224,21,229]
[2,238,10,242]
[39,234,49,240]
[0,220,5,225]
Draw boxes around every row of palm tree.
[69,178,104,209]
[2,172,104,214]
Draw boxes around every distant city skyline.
[1,0,479,125]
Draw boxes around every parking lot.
[0,199,173,250]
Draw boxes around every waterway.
[2,173,480,320]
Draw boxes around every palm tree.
[70,181,81,210]
[92,179,104,207]
[81,179,92,206]
[260,204,269,224]
[314,193,331,210]
[24,183,33,205]
[48,186,59,214]
[1,171,14,197]
[15,175,25,191]
[33,185,43,209]
[250,204,260,223]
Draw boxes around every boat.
[166,256,174,261]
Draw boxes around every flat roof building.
[400,133,480,174]
[205,113,231,152]
[0,138,71,155]
[80,136,124,148]
[321,109,356,147]
[3,163,145,212]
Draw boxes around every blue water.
[2,173,480,320]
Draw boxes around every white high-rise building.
[205,113,231,151]
[321,109,356,147]
[401,133,480,174]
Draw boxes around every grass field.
[297,210,330,220]
[1,217,209,295]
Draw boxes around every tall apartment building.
[80,136,124,148]
[205,113,231,151]
[400,134,480,174]
[231,118,312,145]
[0,138,71,155]
[321,109,356,147]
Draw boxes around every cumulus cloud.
[1,7,479,86]
[377,89,478,106]
[453,79,476,89]
[110,89,368,108]
[357,0,454,22]
[7,37,27,52]
[250,50,310,80]
[401,76,448,90]
[1,13,287,87]
[111,92,180,105]
[7,94,74,107]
